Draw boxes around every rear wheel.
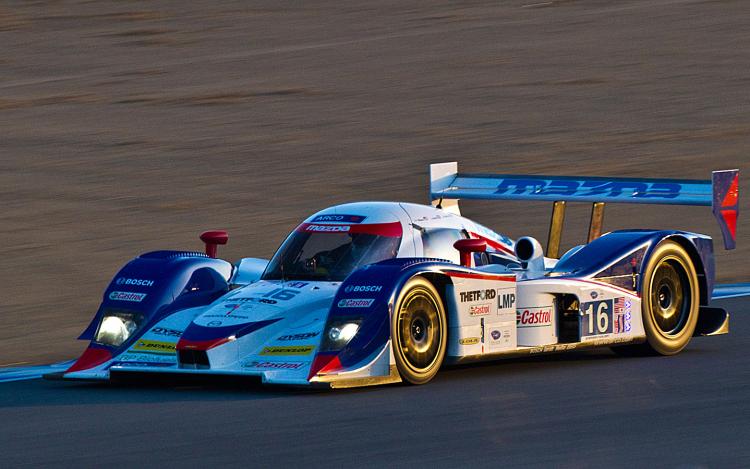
[612,240,699,356]
[392,277,447,385]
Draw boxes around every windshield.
[262,222,402,282]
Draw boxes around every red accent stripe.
[469,232,515,255]
[66,347,112,373]
[721,209,738,239]
[297,222,402,237]
[722,174,739,208]
[445,271,516,282]
[176,337,230,351]
[307,353,341,380]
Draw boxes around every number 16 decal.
[581,299,613,337]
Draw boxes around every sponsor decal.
[344,285,383,293]
[109,361,173,368]
[459,289,497,303]
[242,361,305,370]
[613,297,632,334]
[115,353,176,364]
[516,307,553,327]
[116,277,155,287]
[260,345,315,356]
[311,214,366,223]
[151,327,182,338]
[338,298,375,308]
[285,282,308,289]
[459,337,480,345]
[278,332,320,341]
[498,292,516,309]
[306,224,350,232]
[487,325,514,350]
[132,340,176,354]
[207,321,222,327]
[590,291,599,299]
[204,313,250,320]
[469,303,492,316]
[223,303,242,315]
[109,291,147,302]
[228,295,289,306]
[495,178,681,200]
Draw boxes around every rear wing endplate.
[430,162,739,252]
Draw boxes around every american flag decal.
[613,297,632,334]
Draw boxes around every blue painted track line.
[712,283,750,300]
[0,360,74,383]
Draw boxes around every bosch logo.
[517,308,552,326]
[590,291,599,299]
[116,277,155,287]
[344,285,383,293]
[460,289,496,303]
[491,330,502,340]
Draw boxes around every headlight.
[320,320,361,352]
[95,312,143,347]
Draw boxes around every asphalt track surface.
[2,0,750,366]
[2,0,750,466]
[0,296,746,467]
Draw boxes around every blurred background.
[1,0,748,365]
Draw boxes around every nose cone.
[176,281,339,377]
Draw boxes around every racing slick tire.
[392,277,448,385]
[613,240,699,356]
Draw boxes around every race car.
[59,162,739,388]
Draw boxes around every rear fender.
[553,230,715,303]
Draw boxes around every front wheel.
[392,277,447,385]
[613,240,699,356]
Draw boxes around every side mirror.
[200,230,229,258]
[453,239,487,267]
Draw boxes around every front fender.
[309,258,461,379]
[68,251,232,374]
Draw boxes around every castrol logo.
[516,307,552,326]
[469,303,491,316]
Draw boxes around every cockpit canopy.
[262,222,403,282]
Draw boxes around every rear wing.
[430,162,739,254]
